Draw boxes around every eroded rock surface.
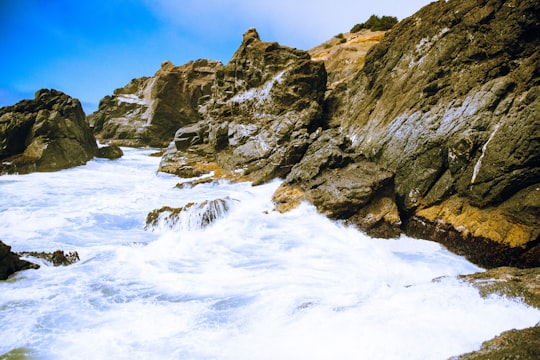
[159,28,327,184]
[89,59,222,147]
[0,89,97,174]
[323,0,539,265]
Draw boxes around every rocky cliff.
[0,89,98,174]
[89,59,222,147]
[75,0,540,268]
[158,28,327,184]
[278,0,539,268]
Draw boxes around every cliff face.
[89,59,222,147]
[75,0,540,268]
[0,89,97,174]
[321,0,539,267]
[159,29,327,184]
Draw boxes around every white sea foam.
[0,148,538,359]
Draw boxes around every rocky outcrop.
[274,129,401,238]
[0,89,97,174]
[96,145,124,160]
[453,266,540,359]
[145,198,233,231]
[17,250,80,267]
[159,28,327,184]
[0,241,39,280]
[453,325,540,360]
[316,0,540,266]
[89,59,222,147]
[309,30,385,89]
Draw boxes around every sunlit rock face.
[159,28,327,184]
[0,89,97,174]
[322,0,539,267]
[89,59,222,147]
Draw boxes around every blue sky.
[0,0,432,113]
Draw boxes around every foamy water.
[0,148,538,359]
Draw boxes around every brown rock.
[0,89,97,174]
[89,59,222,147]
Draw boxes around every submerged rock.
[96,145,124,160]
[145,198,233,231]
[17,250,80,267]
[0,241,39,280]
[0,89,98,174]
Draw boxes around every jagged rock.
[274,129,401,238]
[0,241,39,280]
[323,0,539,265]
[145,198,232,231]
[96,145,123,159]
[17,250,80,267]
[89,59,222,147]
[159,28,327,184]
[0,89,97,174]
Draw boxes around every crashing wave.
[145,198,235,231]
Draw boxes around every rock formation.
[145,198,233,231]
[159,28,327,184]
[0,241,38,280]
[89,59,222,147]
[82,0,538,268]
[96,144,124,160]
[0,89,97,174]
[453,325,540,360]
[282,0,539,267]
[309,30,385,89]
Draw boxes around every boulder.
[17,250,80,266]
[274,128,401,238]
[0,89,97,174]
[0,241,39,280]
[159,28,327,184]
[322,0,539,265]
[145,198,233,231]
[96,145,124,160]
[89,59,222,147]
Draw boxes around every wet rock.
[145,198,233,231]
[452,326,540,360]
[0,89,97,174]
[275,129,401,237]
[0,241,39,280]
[96,145,123,159]
[17,250,80,267]
[89,59,222,147]
[460,267,540,308]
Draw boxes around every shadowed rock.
[0,241,39,280]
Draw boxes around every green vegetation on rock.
[351,14,398,32]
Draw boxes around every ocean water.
[0,148,538,359]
